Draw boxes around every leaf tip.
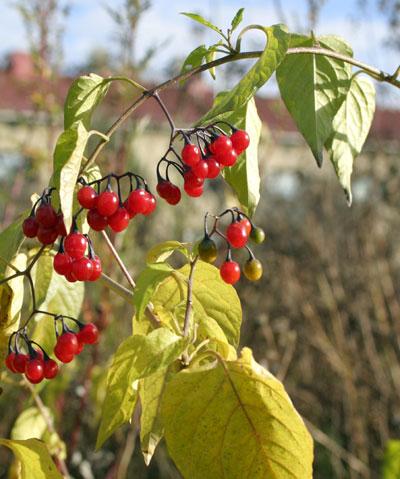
[314,150,324,168]
[344,187,352,206]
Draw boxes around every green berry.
[250,226,265,244]
[243,258,263,281]
[198,236,218,263]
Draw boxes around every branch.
[183,256,198,338]
[101,230,136,289]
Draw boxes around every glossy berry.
[216,148,237,167]
[53,252,73,276]
[250,226,265,244]
[5,352,17,373]
[230,129,250,153]
[108,207,130,232]
[184,183,203,198]
[13,353,28,373]
[226,222,248,248]
[22,217,39,238]
[97,191,119,217]
[78,323,99,345]
[240,217,252,235]
[157,181,181,205]
[64,232,87,259]
[123,200,136,219]
[35,204,58,228]
[198,236,218,263]
[37,226,58,245]
[89,256,102,281]
[206,157,221,179]
[220,260,241,285]
[183,170,203,189]
[72,257,94,281]
[54,344,74,363]
[243,258,263,281]
[75,341,84,355]
[210,135,233,156]
[78,186,98,209]
[181,143,200,166]
[56,332,79,356]
[143,194,157,216]
[56,214,67,237]
[25,358,44,384]
[192,159,209,179]
[127,189,150,215]
[43,359,58,379]
[65,271,77,283]
[87,209,108,231]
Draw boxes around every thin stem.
[0,255,21,273]
[183,256,198,338]
[99,273,134,304]
[151,92,176,134]
[0,272,22,286]
[101,231,136,289]
[25,245,46,273]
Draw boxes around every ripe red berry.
[156,181,181,205]
[210,135,233,156]
[183,170,204,189]
[43,359,58,379]
[65,271,77,283]
[143,194,157,216]
[35,204,58,228]
[76,341,84,354]
[89,256,102,281]
[55,332,79,357]
[192,159,209,179]
[56,214,67,237]
[206,157,221,179]
[37,226,58,245]
[13,353,28,373]
[25,358,44,384]
[77,323,99,345]
[220,260,241,285]
[72,257,94,281]
[87,209,108,231]
[184,183,204,197]
[22,217,39,238]
[54,343,74,363]
[97,191,119,217]
[216,148,237,167]
[226,222,248,248]
[54,252,73,276]
[78,186,98,209]
[123,200,136,219]
[230,129,250,153]
[181,143,201,167]
[127,189,150,215]
[108,207,130,232]
[5,352,17,373]
[64,232,87,259]
[240,217,252,235]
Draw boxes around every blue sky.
[0,0,399,103]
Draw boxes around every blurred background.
[0,1,399,478]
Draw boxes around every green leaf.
[51,121,89,232]
[276,34,353,166]
[181,12,223,36]
[222,98,262,216]
[205,47,217,80]
[162,348,313,479]
[181,45,209,75]
[152,262,242,347]
[96,328,186,449]
[200,24,289,124]
[146,241,189,264]
[325,76,375,205]
[64,73,109,130]
[0,213,26,278]
[382,440,400,479]
[11,407,48,440]
[0,438,62,479]
[230,8,244,31]
[133,263,173,320]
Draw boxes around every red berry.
[89,256,102,281]
[143,194,157,216]
[77,323,99,345]
[230,129,250,153]
[127,189,150,215]
[56,214,67,237]
[183,170,204,189]
[22,217,38,238]
[32,348,44,362]
[226,222,248,248]
[43,359,58,379]
[53,252,72,276]
[181,143,200,167]
[25,358,44,384]
[5,352,17,373]
[56,332,79,357]
[72,257,94,281]
[184,183,204,198]
[210,135,233,156]
[64,232,87,259]
[37,226,58,245]
[240,217,252,235]
[77,186,98,209]
[35,204,58,228]
[220,260,241,284]
[65,270,77,283]
[87,209,108,231]
[192,159,209,179]
[206,157,221,179]
[54,343,74,363]
[75,341,84,355]
[157,181,181,205]
[13,353,28,373]
[216,148,237,167]
[97,191,119,217]
[108,207,130,232]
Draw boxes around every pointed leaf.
[146,241,190,264]
[231,8,244,31]
[180,45,209,76]
[181,12,223,36]
[0,213,26,278]
[277,34,353,166]
[325,76,375,205]
[162,348,313,479]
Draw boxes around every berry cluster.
[198,208,265,285]
[22,188,67,244]
[5,319,99,384]
[157,124,250,204]
[78,173,156,233]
